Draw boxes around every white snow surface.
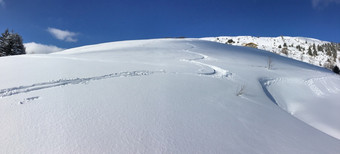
[201,36,339,68]
[1,38,340,154]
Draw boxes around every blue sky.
[0,0,340,49]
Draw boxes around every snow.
[1,38,340,153]
[201,36,339,68]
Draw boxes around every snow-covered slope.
[201,36,340,69]
[1,38,340,153]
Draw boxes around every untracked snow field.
[1,39,340,153]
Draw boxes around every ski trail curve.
[0,70,165,98]
[181,44,232,79]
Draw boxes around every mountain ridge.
[201,36,340,70]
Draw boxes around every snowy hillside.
[1,38,340,153]
[201,36,340,69]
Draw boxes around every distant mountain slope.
[201,36,340,69]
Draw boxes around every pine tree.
[0,29,26,57]
[332,48,337,60]
[227,39,235,44]
[313,49,318,56]
[312,43,316,52]
[333,66,340,74]
[307,47,313,56]
[0,29,10,56]
[9,33,25,55]
[317,45,323,52]
[296,45,301,51]
[326,48,332,56]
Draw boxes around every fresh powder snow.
[1,38,340,153]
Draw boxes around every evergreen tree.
[317,45,323,51]
[326,48,332,56]
[227,39,235,44]
[312,43,316,52]
[313,49,318,56]
[0,29,10,56]
[296,45,301,51]
[307,47,313,56]
[332,49,337,60]
[9,33,25,55]
[333,66,340,74]
[0,29,26,57]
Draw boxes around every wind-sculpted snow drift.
[260,76,340,140]
[0,38,340,154]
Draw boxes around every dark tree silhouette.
[0,29,26,57]
[333,66,340,74]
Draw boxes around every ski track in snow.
[181,44,233,79]
[305,79,325,96]
[19,96,40,104]
[304,76,340,96]
[0,70,164,98]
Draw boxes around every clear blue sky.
[1,0,340,48]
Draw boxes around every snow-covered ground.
[201,36,340,68]
[1,38,340,153]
